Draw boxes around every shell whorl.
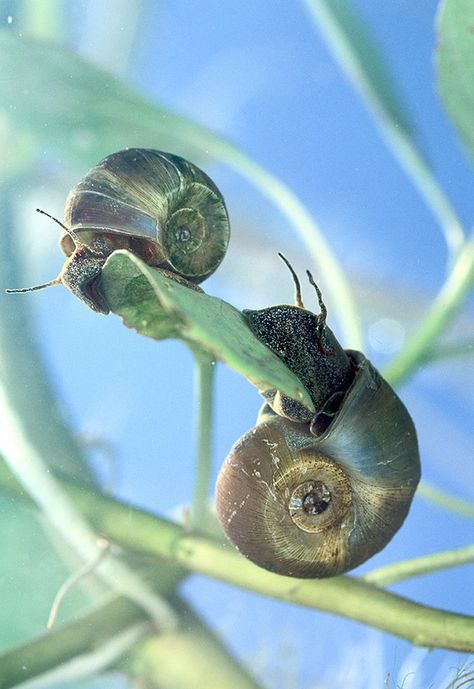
[216,353,420,578]
[62,149,230,281]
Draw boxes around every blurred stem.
[123,595,262,689]
[417,480,474,520]
[226,149,364,349]
[384,235,474,387]
[0,181,95,483]
[191,349,215,530]
[0,588,261,689]
[21,0,62,40]
[2,462,472,652]
[0,395,177,631]
[422,339,474,364]
[363,544,474,587]
[303,0,465,257]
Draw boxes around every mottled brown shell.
[216,352,420,578]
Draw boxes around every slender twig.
[191,350,216,530]
[1,465,472,652]
[0,591,263,689]
[384,236,474,387]
[0,390,177,632]
[47,538,111,630]
[363,544,474,587]
[303,0,465,257]
[417,480,474,520]
[421,340,474,364]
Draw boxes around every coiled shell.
[216,352,420,578]
[62,148,230,282]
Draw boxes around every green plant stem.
[422,340,474,363]
[0,182,95,483]
[21,0,63,40]
[0,593,148,689]
[417,480,474,520]
[191,350,216,530]
[1,463,472,652]
[364,544,474,587]
[224,150,364,349]
[123,595,262,689]
[303,0,465,257]
[384,235,474,387]
[0,588,262,689]
[0,397,176,632]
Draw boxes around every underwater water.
[0,2,472,688]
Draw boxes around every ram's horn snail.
[216,258,420,578]
[7,149,230,313]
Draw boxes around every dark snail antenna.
[278,252,304,308]
[35,208,82,246]
[306,269,327,329]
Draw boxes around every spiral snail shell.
[216,260,420,578]
[7,149,230,313]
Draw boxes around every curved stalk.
[191,350,216,529]
[303,0,465,257]
[364,544,474,587]
[384,236,474,387]
[0,398,176,631]
[1,462,472,653]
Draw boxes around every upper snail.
[7,149,230,313]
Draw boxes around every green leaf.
[101,251,315,412]
[0,30,213,171]
[0,30,362,348]
[437,0,474,158]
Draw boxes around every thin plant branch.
[1,462,472,653]
[0,391,177,632]
[0,591,263,689]
[417,480,474,520]
[191,350,216,529]
[384,235,474,387]
[363,543,474,587]
[303,0,466,257]
[47,538,111,630]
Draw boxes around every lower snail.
[216,256,420,578]
[7,149,230,313]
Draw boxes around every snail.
[216,257,420,578]
[7,149,230,313]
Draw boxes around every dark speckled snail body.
[8,149,230,313]
[216,259,420,578]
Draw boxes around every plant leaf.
[437,0,474,158]
[0,29,363,347]
[101,251,315,412]
[0,30,213,171]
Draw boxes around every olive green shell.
[216,352,420,578]
[62,148,230,282]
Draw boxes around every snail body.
[216,261,420,578]
[8,149,230,313]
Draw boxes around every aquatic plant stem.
[191,350,216,530]
[0,592,263,689]
[417,480,474,520]
[1,463,472,653]
[303,0,465,257]
[384,235,474,387]
[363,544,474,587]
[0,393,176,631]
